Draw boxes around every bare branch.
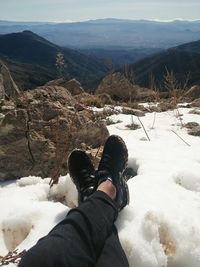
[138,117,151,141]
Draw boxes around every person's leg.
[67,136,130,267]
[96,226,129,267]
[19,135,129,267]
[19,183,117,267]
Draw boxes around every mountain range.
[0,19,200,49]
[0,31,108,89]
[0,27,200,92]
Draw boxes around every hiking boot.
[97,135,129,211]
[68,150,95,204]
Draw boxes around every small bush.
[126,123,141,130]
[92,107,119,123]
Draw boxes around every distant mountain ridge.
[0,31,60,65]
[120,39,200,90]
[0,31,108,89]
[0,19,200,49]
[79,47,162,67]
[173,39,200,54]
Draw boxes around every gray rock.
[96,72,138,101]
[184,122,199,129]
[46,78,84,95]
[122,107,145,117]
[0,85,109,180]
[188,126,200,137]
[189,109,200,115]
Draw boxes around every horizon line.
[1,17,200,24]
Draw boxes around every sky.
[0,0,200,22]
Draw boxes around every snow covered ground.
[0,105,200,267]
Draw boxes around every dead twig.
[171,130,191,147]
[151,112,157,129]
[0,249,26,266]
[138,117,151,141]
[94,146,101,159]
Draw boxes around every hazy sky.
[0,0,200,22]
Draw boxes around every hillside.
[0,30,61,65]
[175,39,200,54]
[0,31,108,89]
[80,47,162,67]
[120,40,200,90]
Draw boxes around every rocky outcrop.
[46,78,84,95]
[96,72,138,101]
[0,85,109,180]
[0,61,20,100]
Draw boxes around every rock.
[191,98,200,108]
[0,85,109,180]
[96,93,114,105]
[136,89,157,102]
[185,85,200,100]
[0,61,20,100]
[178,104,191,108]
[24,85,76,106]
[122,107,145,117]
[189,109,200,115]
[76,122,109,148]
[74,92,112,108]
[74,102,85,111]
[65,79,85,95]
[184,122,199,129]
[157,101,176,112]
[96,72,138,101]
[188,126,200,137]
[46,78,84,95]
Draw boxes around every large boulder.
[46,78,84,96]
[0,85,109,180]
[96,72,138,101]
[0,61,20,100]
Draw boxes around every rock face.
[46,78,85,95]
[96,72,138,101]
[0,85,109,180]
[0,61,20,99]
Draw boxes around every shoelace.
[99,153,113,173]
[79,169,95,191]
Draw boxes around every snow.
[0,106,200,267]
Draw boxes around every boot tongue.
[96,170,112,186]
